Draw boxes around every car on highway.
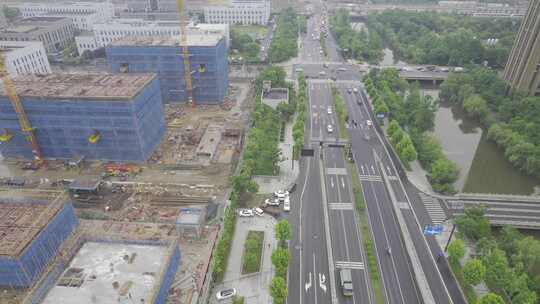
[283,196,291,211]
[319,71,326,76]
[323,63,329,68]
[353,88,359,94]
[327,107,332,114]
[337,67,347,72]
[347,88,352,94]
[265,198,281,206]
[238,209,254,217]
[340,269,353,296]
[327,124,334,133]
[366,120,373,127]
[216,288,237,300]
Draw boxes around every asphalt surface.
[289,2,466,304]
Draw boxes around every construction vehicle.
[176,0,194,106]
[0,52,44,169]
[88,130,101,144]
[103,164,142,177]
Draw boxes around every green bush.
[268,8,299,63]
[242,231,264,274]
[271,248,290,279]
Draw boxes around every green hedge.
[242,231,265,274]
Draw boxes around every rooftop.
[1,17,71,34]
[0,73,156,101]
[42,242,168,304]
[0,199,63,257]
[110,33,223,47]
[177,207,205,225]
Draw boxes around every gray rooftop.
[110,33,223,48]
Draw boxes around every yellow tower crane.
[176,0,194,106]
[0,52,44,166]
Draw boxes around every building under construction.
[0,73,166,162]
[0,198,79,288]
[106,34,229,104]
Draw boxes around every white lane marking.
[387,166,392,175]
[360,165,365,175]
[313,253,319,304]
[330,176,334,188]
[335,261,365,269]
[371,165,375,175]
[341,176,345,189]
[305,272,312,292]
[319,273,327,293]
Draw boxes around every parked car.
[327,107,333,114]
[253,207,264,216]
[216,288,237,300]
[283,198,291,212]
[265,198,281,206]
[238,209,254,217]
[274,190,289,199]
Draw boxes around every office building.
[106,34,229,104]
[503,0,540,95]
[75,19,229,53]
[204,0,271,25]
[0,73,165,162]
[0,17,76,54]
[13,1,114,31]
[0,41,51,77]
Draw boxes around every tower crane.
[176,0,194,106]
[0,53,44,166]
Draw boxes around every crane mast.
[176,0,194,105]
[0,53,44,162]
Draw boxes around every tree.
[463,94,489,120]
[463,259,486,286]
[498,225,522,257]
[275,220,291,246]
[271,248,290,278]
[429,158,459,194]
[447,239,465,266]
[270,276,288,304]
[455,206,491,241]
[484,249,512,291]
[478,293,505,304]
[387,120,401,138]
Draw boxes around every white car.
[253,207,264,216]
[353,88,359,94]
[283,197,291,212]
[366,120,373,127]
[327,107,333,114]
[216,288,237,300]
[274,190,289,199]
[238,209,254,217]
[265,198,281,206]
[327,124,333,133]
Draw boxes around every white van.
[283,197,291,212]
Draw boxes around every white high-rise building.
[204,0,271,25]
[0,41,51,77]
[13,1,114,31]
[75,19,230,54]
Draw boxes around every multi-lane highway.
[288,2,468,303]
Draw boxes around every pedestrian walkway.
[335,261,365,270]
[418,192,447,225]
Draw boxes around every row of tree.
[330,9,383,64]
[270,220,291,304]
[292,73,307,159]
[440,67,540,179]
[367,10,519,67]
[364,68,459,193]
[447,207,539,303]
[268,8,299,63]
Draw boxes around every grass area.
[346,157,385,304]
[232,25,268,38]
[332,87,349,140]
[242,231,265,274]
[449,260,477,303]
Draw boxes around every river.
[382,47,540,194]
